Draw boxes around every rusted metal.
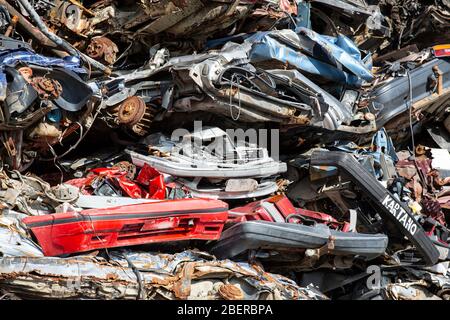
[4,15,19,37]
[86,37,119,65]
[0,0,449,302]
[118,96,146,126]
[116,96,155,136]
[67,0,95,17]
[0,251,327,300]
[112,161,137,180]
[364,112,376,121]
[16,0,111,73]
[3,136,17,157]
[0,0,60,52]
[416,145,426,156]
[30,77,63,100]
[433,65,444,95]
[17,67,33,82]
[218,284,244,300]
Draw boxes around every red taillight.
[433,45,450,58]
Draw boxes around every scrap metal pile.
[0,0,449,300]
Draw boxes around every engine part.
[30,76,62,100]
[86,37,119,65]
[117,96,154,136]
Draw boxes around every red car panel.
[23,198,228,256]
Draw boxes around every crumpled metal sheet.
[0,212,43,257]
[245,28,373,86]
[379,264,450,300]
[0,0,450,302]
[0,48,86,75]
[0,250,328,300]
[166,41,367,132]
[379,0,450,50]
[386,282,441,300]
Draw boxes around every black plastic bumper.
[211,220,388,261]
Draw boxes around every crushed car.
[0,0,450,301]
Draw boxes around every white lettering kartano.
[381,195,417,235]
[178,305,211,318]
[398,212,408,224]
[381,195,390,206]
[387,200,396,212]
